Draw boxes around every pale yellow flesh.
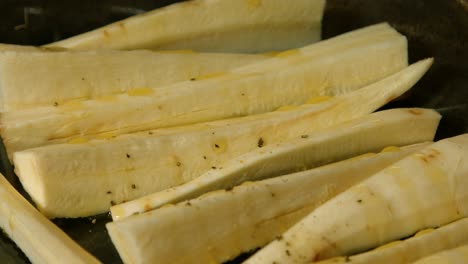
[107,59,433,220]
[1,28,408,156]
[106,143,427,264]
[317,218,468,264]
[12,59,431,219]
[0,175,100,264]
[0,43,40,52]
[413,244,468,264]
[45,0,325,52]
[245,134,468,264]
[0,50,267,111]
[112,108,440,221]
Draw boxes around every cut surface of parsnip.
[13,59,431,218]
[106,143,427,264]
[245,134,468,264]
[317,217,468,264]
[111,108,440,220]
[0,50,267,111]
[0,175,100,264]
[45,0,325,52]
[413,244,468,264]
[1,24,408,155]
[0,43,41,52]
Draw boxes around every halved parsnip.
[111,108,440,220]
[106,143,427,264]
[245,134,468,264]
[317,218,468,264]
[0,50,267,111]
[13,60,431,218]
[0,43,40,52]
[413,244,468,264]
[1,27,408,155]
[45,0,325,52]
[0,174,100,264]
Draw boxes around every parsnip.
[317,218,468,264]
[45,0,325,52]
[1,26,408,155]
[0,50,267,111]
[13,59,431,218]
[245,134,468,264]
[106,143,427,264]
[413,244,468,264]
[112,108,440,220]
[0,43,39,52]
[0,174,100,264]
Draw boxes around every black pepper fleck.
[148,131,153,135]
[190,78,196,81]
[285,250,291,256]
[53,102,59,107]
[211,166,217,169]
[301,135,309,139]
[258,137,264,148]
[106,191,112,194]
[214,144,220,148]
[131,184,136,189]
[203,156,207,160]
[176,161,182,167]
[126,153,131,158]
[357,199,362,203]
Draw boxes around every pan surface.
[0,0,467,263]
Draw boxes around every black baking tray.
[0,0,467,263]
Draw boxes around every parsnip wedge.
[45,0,325,52]
[106,143,427,264]
[317,217,468,264]
[413,244,468,264]
[1,27,408,155]
[0,43,39,52]
[0,50,267,111]
[111,108,440,220]
[0,175,100,264]
[245,134,468,264]
[13,59,431,218]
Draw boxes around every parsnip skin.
[317,218,468,264]
[245,134,468,264]
[45,0,325,52]
[1,26,408,156]
[106,143,427,264]
[413,244,468,264]
[0,175,100,264]
[112,108,440,220]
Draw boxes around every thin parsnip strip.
[0,50,267,111]
[0,175,100,264]
[317,218,468,264]
[45,0,325,53]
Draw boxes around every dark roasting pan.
[0,0,467,263]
